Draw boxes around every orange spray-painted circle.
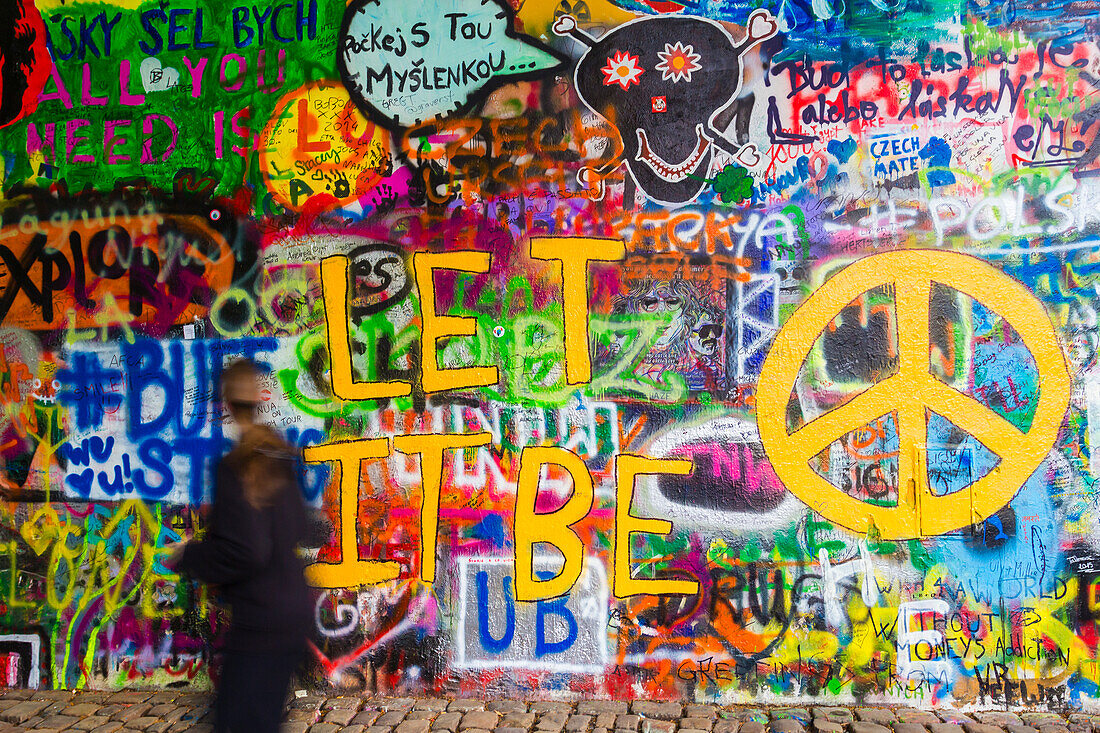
[259,80,392,211]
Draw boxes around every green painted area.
[0,0,341,196]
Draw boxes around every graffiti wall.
[1,0,1100,709]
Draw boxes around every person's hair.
[221,359,261,424]
[221,359,296,509]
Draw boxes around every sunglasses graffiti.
[0,0,1097,709]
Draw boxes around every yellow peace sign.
[756,250,1070,539]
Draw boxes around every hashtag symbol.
[57,352,123,430]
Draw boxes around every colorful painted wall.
[0,0,1098,708]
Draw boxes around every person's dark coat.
[179,455,313,653]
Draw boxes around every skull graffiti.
[554,11,778,206]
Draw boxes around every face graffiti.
[556,10,777,205]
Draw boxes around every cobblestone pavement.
[0,690,1098,733]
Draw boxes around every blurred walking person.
[167,358,312,733]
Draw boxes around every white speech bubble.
[339,0,566,129]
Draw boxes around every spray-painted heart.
[736,143,762,168]
[552,15,578,35]
[140,58,180,93]
[747,10,779,42]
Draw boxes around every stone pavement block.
[122,717,164,731]
[366,726,395,733]
[772,719,805,733]
[1022,717,1063,727]
[379,711,410,726]
[146,692,179,705]
[91,723,125,733]
[681,717,713,730]
[327,707,364,726]
[380,699,418,712]
[342,726,367,733]
[811,722,843,733]
[462,712,502,730]
[434,712,464,731]
[326,697,365,709]
[616,716,641,731]
[892,724,927,733]
[740,723,765,733]
[962,723,1003,733]
[1007,726,1039,733]
[680,728,709,733]
[857,710,897,725]
[465,728,493,733]
[580,703,629,717]
[38,714,81,729]
[113,704,153,722]
[287,709,319,723]
[713,722,739,733]
[0,700,48,723]
[595,714,617,729]
[850,723,893,733]
[145,723,173,733]
[310,724,343,733]
[451,701,488,713]
[416,700,450,713]
[632,703,682,721]
[1037,724,1069,733]
[566,714,593,730]
[938,714,974,726]
[640,720,675,733]
[74,717,114,731]
[532,704,574,715]
[67,703,108,718]
[813,709,852,726]
[292,696,325,710]
[896,713,939,726]
[495,727,529,733]
[686,706,717,720]
[930,725,966,733]
[503,713,537,727]
[355,712,382,726]
[538,718,567,732]
[977,713,1024,727]
[147,705,187,722]
[408,711,440,721]
[491,702,529,714]
[398,719,434,733]
[43,701,71,716]
[773,709,811,725]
